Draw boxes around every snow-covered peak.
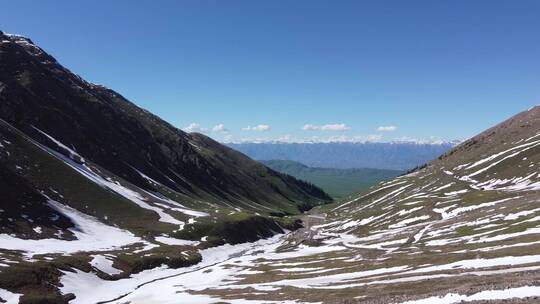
[0,30,111,92]
[1,30,45,57]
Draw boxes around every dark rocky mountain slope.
[0,30,330,214]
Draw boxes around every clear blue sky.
[3,0,540,143]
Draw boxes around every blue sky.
[3,0,540,143]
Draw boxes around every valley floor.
[53,213,540,304]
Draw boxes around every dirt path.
[287,213,326,245]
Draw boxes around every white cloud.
[242,124,271,132]
[302,123,351,131]
[377,125,397,132]
[321,124,351,131]
[183,123,208,133]
[212,123,228,133]
[253,125,271,131]
[222,134,234,142]
[302,124,318,131]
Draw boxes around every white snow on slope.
[399,285,540,304]
[465,140,540,171]
[407,254,540,275]
[60,235,289,304]
[155,236,200,246]
[30,128,196,226]
[465,140,540,178]
[389,216,430,229]
[433,197,518,219]
[0,288,21,304]
[413,224,431,243]
[33,126,83,160]
[90,255,123,275]
[59,160,185,226]
[478,175,540,191]
[0,199,141,257]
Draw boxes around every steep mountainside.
[0,31,330,303]
[0,31,330,214]
[262,160,403,198]
[107,106,540,303]
[229,141,456,170]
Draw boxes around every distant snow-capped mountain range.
[223,138,462,145]
[228,140,459,170]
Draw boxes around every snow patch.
[0,199,141,257]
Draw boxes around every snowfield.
[398,286,540,304]
[0,199,141,257]
[0,288,21,304]
[57,216,540,303]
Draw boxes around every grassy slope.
[262,160,403,198]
